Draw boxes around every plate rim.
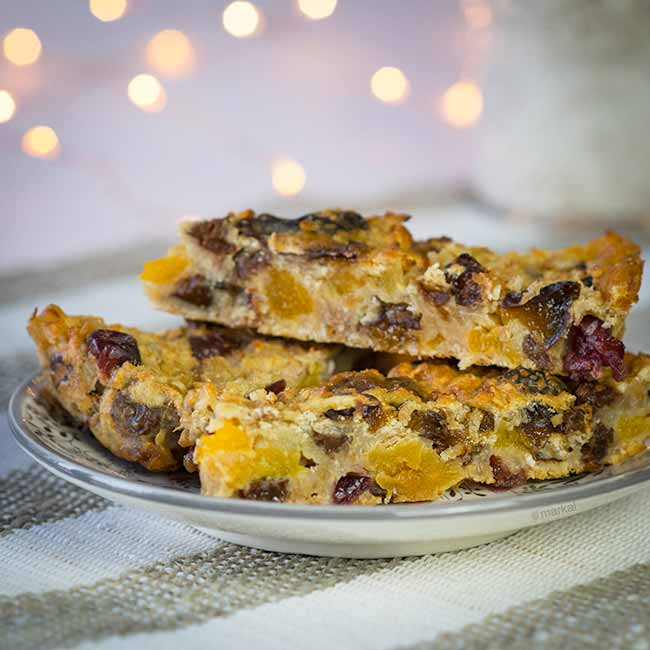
[9,372,650,522]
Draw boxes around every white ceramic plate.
[10,374,650,558]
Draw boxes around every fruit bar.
[28,305,351,471]
[187,357,650,504]
[142,209,642,380]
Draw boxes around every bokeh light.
[89,0,128,22]
[462,1,492,29]
[3,28,42,66]
[22,126,59,159]
[146,30,194,78]
[298,0,337,20]
[0,91,16,123]
[370,67,409,104]
[272,158,306,197]
[440,80,483,128]
[223,1,261,38]
[128,73,167,112]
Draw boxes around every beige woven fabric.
[3,235,650,650]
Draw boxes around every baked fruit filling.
[142,209,642,380]
[189,358,650,504]
[28,305,351,471]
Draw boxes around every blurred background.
[1,0,650,421]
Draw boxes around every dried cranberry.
[489,456,527,488]
[189,220,236,255]
[332,473,384,504]
[87,329,141,376]
[563,316,626,381]
[312,431,350,453]
[172,275,213,307]
[265,379,286,394]
[236,478,289,502]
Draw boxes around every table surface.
[2,209,650,650]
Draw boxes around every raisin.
[522,334,551,370]
[302,243,367,260]
[572,381,618,409]
[519,402,557,447]
[87,329,141,376]
[363,298,421,341]
[360,399,384,431]
[298,210,368,233]
[234,248,271,279]
[265,379,286,394]
[504,281,581,348]
[581,276,593,288]
[236,213,300,239]
[581,422,613,468]
[332,473,383,504]
[49,353,71,387]
[384,376,428,399]
[409,409,457,451]
[564,316,626,381]
[323,407,355,421]
[501,367,566,396]
[236,478,289,502]
[444,254,487,307]
[326,370,386,395]
[299,453,316,468]
[420,285,451,306]
[172,274,213,307]
[489,456,527,488]
[189,327,250,359]
[189,220,236,255]
[559,406,588,433]
[111,391,180,438]
[312,431,350,453]
[479,411,495,433]
[501,291,524,307]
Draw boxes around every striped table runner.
[3,232,650,650]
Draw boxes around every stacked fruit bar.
[29,209,650,504]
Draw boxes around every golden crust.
[28,305,348,471]
[143,210,643,378]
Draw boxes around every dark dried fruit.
[519,402,557,447]
[572,382,618,409]
[581,276,593,288]
[559,405,588,433]
[236,213,300,239]
[87,329,141,376]
[299,453,316,468]
[581,422,613,468]
[299,210,368,233]
[489,456,527,488]
[479,411,495,433]
[522,334,551,370]
[564,316,626,381]
[323,407,355,421]
[409,409,457,451]
[504,281,581,348]
[189,220,236,255]
[332,473,385,504]
[501,291,524,307]
[363,298,421,340]
[360,399,384,431]
[265,379,286,394]
[326,370,386,395]
[172,274,213,307]
[189,326,250,359]
[444,254,487,307]
[236,478,289,502]
[302,242,367,260]
[49,353,71,387]
[312,431,350,453]
[420,285,451,306]
[384,376,428,399]
[501,367,566,396]
[111,391,180,438]
[234,248,271,279]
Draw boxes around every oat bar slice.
[142,209,642,380]
[28,305,350,471]
[188,358,650,504]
